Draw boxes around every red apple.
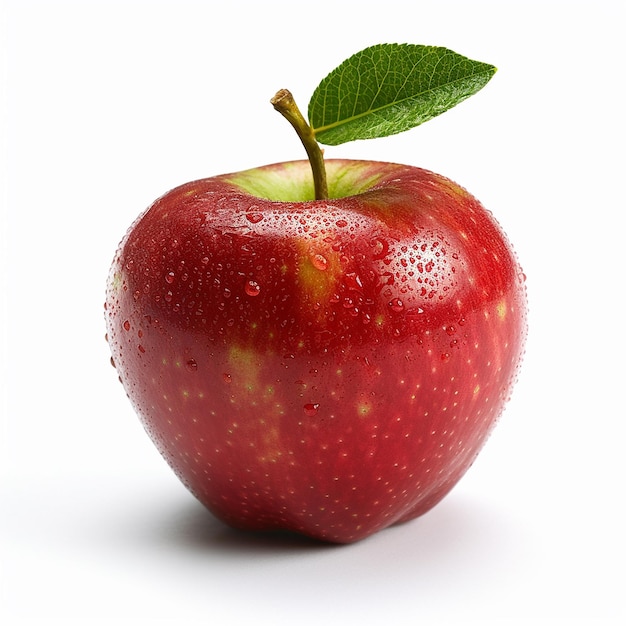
[105,159,526,543]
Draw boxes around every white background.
[2,1,624,624]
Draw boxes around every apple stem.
[271,89,328,200]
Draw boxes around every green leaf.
[308,44,496,146]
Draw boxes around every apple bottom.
[127,311,516,544]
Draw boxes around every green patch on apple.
[226,160,386,202]
[105,43,526,543]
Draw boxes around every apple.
[105,157,527,543]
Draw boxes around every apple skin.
[105,159,526,543]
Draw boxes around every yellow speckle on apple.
[357,401,372,417]
[295,240,342,309]
[110,271,123,291]
[227,345,265,397]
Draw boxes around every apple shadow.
[124,487,514,566]
[148,497,342,556]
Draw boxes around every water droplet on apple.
[245,280,261,297]
[223,373,232,384]
[344,272,363,291]
[165,271,175,284]
[371,237,389,260]
[303,403,320,417]
[440,352,450,362]
[311,253,328,271]
[138,345,146,354]
[446,325,457,336]
[388,298,404,313]
[164,291,173,303]
[246,212,264,224]
[123,320,131,331]
[186,359,198,372]
[405,307,424,318]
